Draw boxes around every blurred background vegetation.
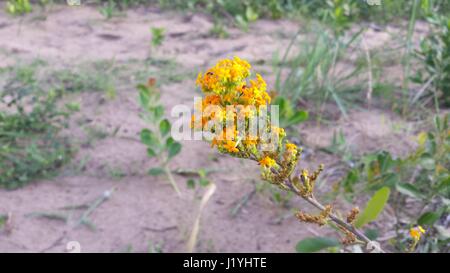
[1,0,449,253]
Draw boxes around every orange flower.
[259,156,276,168]
[410,226,425,241]
[223,140,239,153]
[203,94,221,106]
[211,137,220,148]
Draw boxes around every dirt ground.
[0,5,419,252]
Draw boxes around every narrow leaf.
[396,183,425,200]
[147,148,157,157]
[418,210,443,226]
[286,110,309,126]
[355,187,390,228]
[148,167,165,176]
[296,237,340,253]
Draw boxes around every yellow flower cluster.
[196,57,271,106]
[259,156,276,168]
[193,57,300,184]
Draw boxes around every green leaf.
[0,214,7,229]
[273,96,289,116]
[377,151,395,173]
[167,141,182,159]
[198,169,207,178]
[140,129,158,147]
[418,210,443,226]
[148,167,165,176]
[286,110,309,126]
[65,102,80,112]
[159,119,171,137]
[199,178,210,187]
[166,136,175,147]
[434,115,442,131]
[364,229,379,241]
[355,187,390,228]
[137,84,150,107]
[235,15,248,30]
[245,6,259,22]
[342,169,359,193]
[147,148,157,157]
[384,174,400,189]
[154,105,164,120]
[295,237,340,253]
[437,176,450,192]
[186,179,195,189]
[396,183,425,200]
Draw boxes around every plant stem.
[402,0,420,115]
[286,180,386,253]
[307,196,383,250]
[164,165,181,197]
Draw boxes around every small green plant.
[0,89,76,189]
[272,96,308,129]
[6,0,32,15]
[413,13,450,108]
[150,27,165,48]
[157,0,450,27]
[99,0,118,19]
[178,168,212,189]
[320,0,359,35]
[0,214,8,230]
[138,79,182,196]
[337,114,450,252]
[209,21,229,39]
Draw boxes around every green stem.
[402,0,420,115]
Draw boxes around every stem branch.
[286,179,386,253]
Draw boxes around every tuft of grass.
[400,0,420,116]
[0,58,190,99]
[209,20,229,39]
[412,11,450,109]
[274,26,365,119]
[99,0,120,19]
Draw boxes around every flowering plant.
[191,57,385,252]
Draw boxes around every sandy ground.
[0,5,418,252]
